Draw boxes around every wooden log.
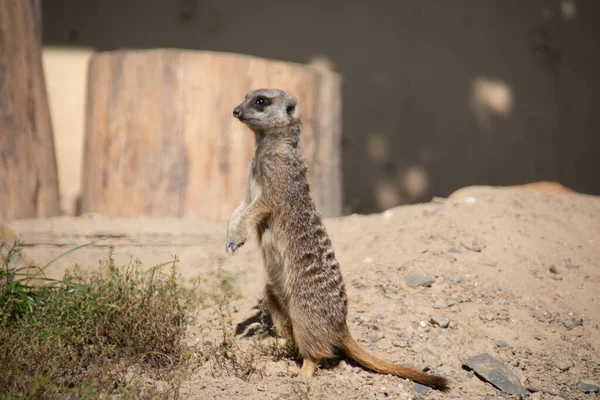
[81,50,342,220]
[0,0,60,221]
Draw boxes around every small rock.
[421,348,441,369]
[414,383,431,395]
[369,332,385,343]
[548,265,558,274]
[543,388,558,396]
[446,298,458,307]
[526,386,540,393]
[464,196,477,205]
[392,339,408,348]
[485,313,495,322]
[577,379,600,393]
[430,315,450,328]
[371,313,384,321]
[433,299,449,309]
[462,353,529,396]
[557,360,573,371]
[462,241,482,252]
[555,394,571,400]
[495,340,508,348]
[562,318,583,330]
[447,247,462,253]
[404,274,435,288]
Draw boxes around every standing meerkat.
[226,89,449,391]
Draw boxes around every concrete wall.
[41,0,600,214]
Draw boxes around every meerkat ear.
[286,103,296,117]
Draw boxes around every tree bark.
[0,0,61,221]
[81,50,342,220]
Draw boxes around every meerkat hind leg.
[297,357,318,377]
[264,284,293,339]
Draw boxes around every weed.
[292,379,312,400]
[200,285,296,382]
[0,243,190,398]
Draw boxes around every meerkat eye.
[286,104,295,116]
[254,97,270,107]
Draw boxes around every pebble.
[447,247,462,253]
[430,315,450,328]
[413,383,431,395]
[562,318,583,330]
[369,332,385,343]
[557,360,573,371]
[462,241,482,252]
[433,299,449,309]
[392,339,408,348]
[464,196,477,205]
[421,348,441,369]
[404,274,435,288]
[462,353,529,396]
[495,340,508,348]
[446,298,458,307]
[554,395,571,400]
[577,379,600,393]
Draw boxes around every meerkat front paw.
[225,234,246,254]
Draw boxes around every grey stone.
[495,340,508,348]
[557,360,573,371]
[414,383,431,395]
[369,331,384,343]
[562,318,583,330]
[370,313,384,321]
[404,274,435,287]
[577,379,599,393]
[430,314,450,328]
[542,388,558,396]
[462,241,482,252]
[447,247,462,253]
[421,348,441,369]
[462,353,529,396]
[433,299,449,309]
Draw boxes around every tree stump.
[81,50,342,220]
[0,0,60,221]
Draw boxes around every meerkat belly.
[259,226,287,301]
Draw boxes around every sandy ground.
[5,186,600,399]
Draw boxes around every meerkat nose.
[233,108,242,118]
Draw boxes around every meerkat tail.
[341,334,450,391]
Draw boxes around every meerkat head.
[233,89,301,132]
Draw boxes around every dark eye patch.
[286,104,295,116]
[254,96,270,107]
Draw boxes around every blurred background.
[16,0,600,216]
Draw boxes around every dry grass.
[0,242,190,398]
[198,291,297,382]
[1,240,299,398]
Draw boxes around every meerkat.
[225,89,449,391]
